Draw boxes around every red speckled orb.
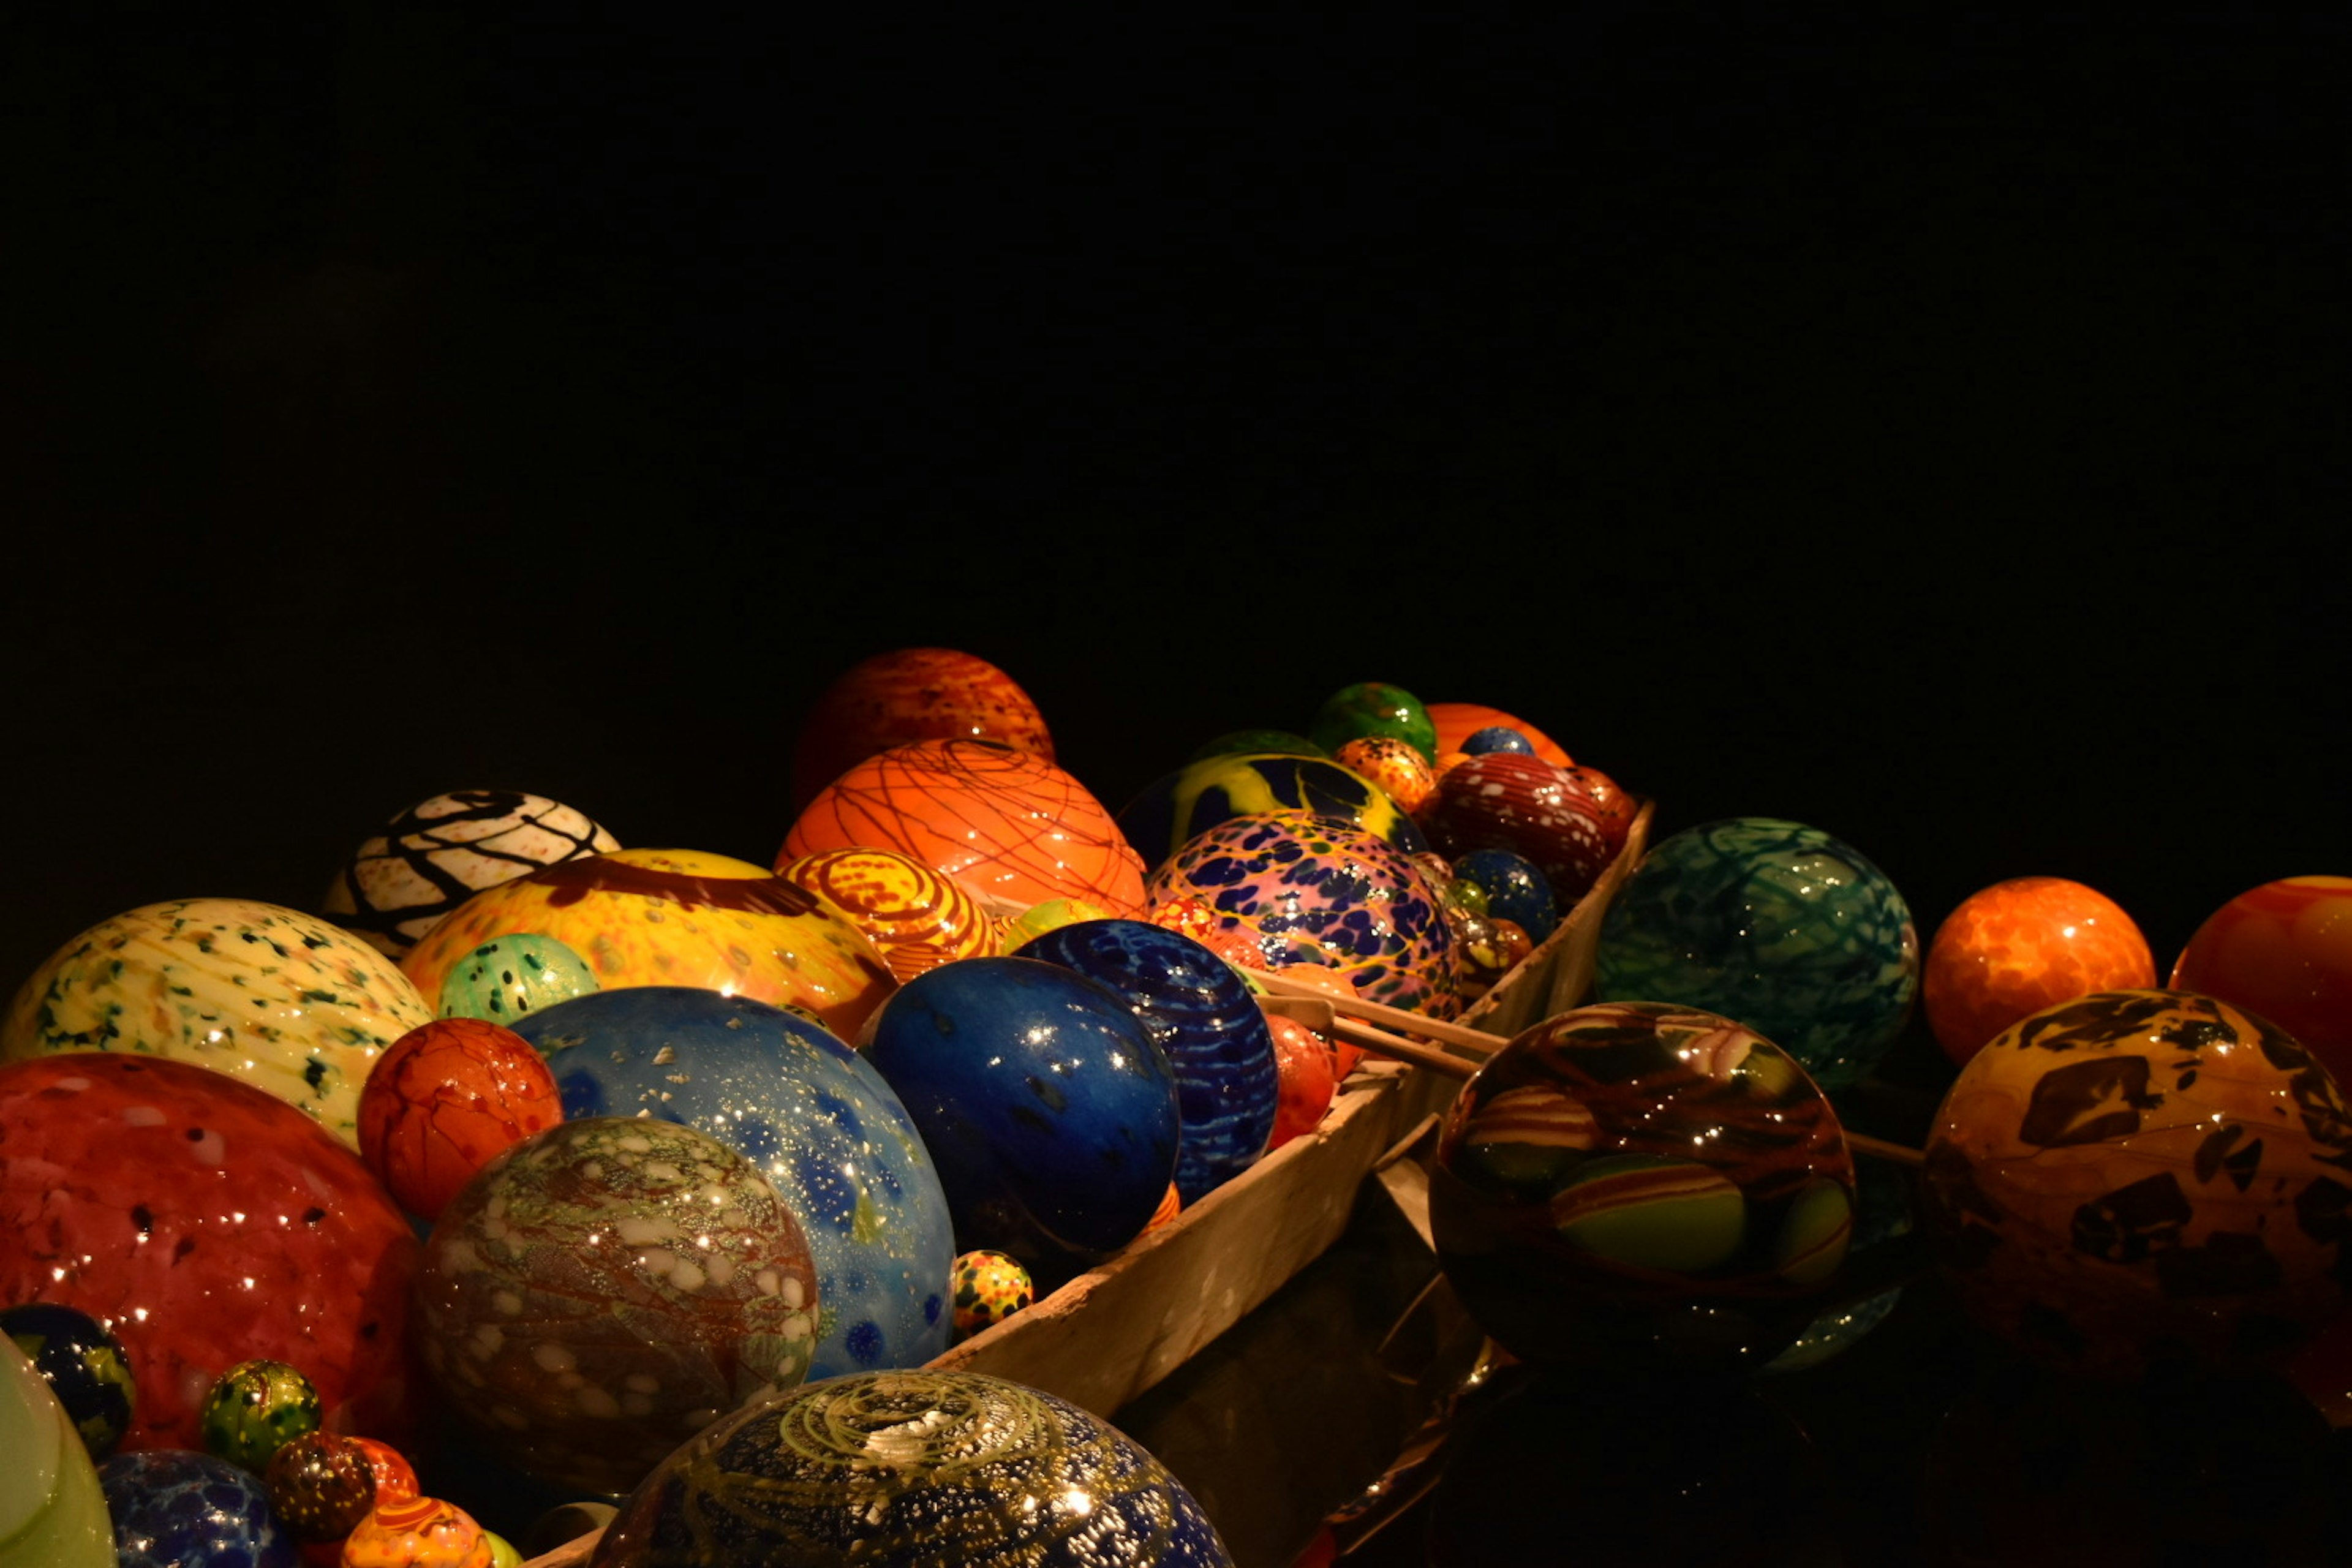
[1267,1014,1337,1150]
[1427,703,1571,769]
[790,647,1056,810]
[1333,736,1438,815]
[1564,765,1637,861]
[1420,753,1613,902]
[0,1055,420,1453]
[349,1437,419,1504]
[2173,876,2352,1084]
[784,739,1148,917]
[358,1018,564,1221]
[1924,878,2158,1066]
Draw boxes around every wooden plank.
[925,1060,1417,1414]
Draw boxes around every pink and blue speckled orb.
[1145,810,1462,1020]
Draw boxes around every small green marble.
[1186,728,1327,764]
[486,1531,524,1568]
[436,933,600,1023]
[197,1358,320,1476]
[1308,681,1439,764]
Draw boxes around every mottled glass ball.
[589,1370,1234,1567]
[263,1430,378,1542]
[1146,810,1461,1019]
[1429,1001,1857,1376]
[341,1494,494,1567]
[99,1448,299,1568]
[1920,989,2352,1379]
[414,1117,822,1494]
[436,933,601,1024]
[1,1299,137,1461]
[1595,816,1918,1090]
[950,1250,1035,1339]
[197,1359,321,1476]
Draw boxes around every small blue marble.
[1014,920,1280,1205]
[861,958,1181,1283]
[1450,848,1559,944]
[1461,726,1537,756]
[97,1449,298,1568]
[510,987,956,1381]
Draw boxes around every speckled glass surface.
[1595,817,1918,1090]
[97,1449,298,1568]
[1014,921,1279,1205]
[1,898,435,1147]
[509,987,954,1381]
[1,1302,137,1463]
[414,1117,821,1494]
[589,1370,1234,1567]
[1145,810,1461,1020]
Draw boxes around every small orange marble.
[2171,875,2352,1084]
[1142,1182,1182,1234]
[1267,1013,1338,1150]
[1924,877,2155,1065]
[339,1495,491,1567]
[1426,703,1571,769]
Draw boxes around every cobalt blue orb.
[1451,848,1559,944]
[99,1449,298,1568]
[1013,920,1278,1205]
[508,987,957,1381]
[1461,726,1537,756]
[1115,752,1429,874]
[860,959,1180,1282]
[2,1299,137,1461]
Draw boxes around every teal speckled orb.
[1594,818,1918,1091]
[437,933,601,1023]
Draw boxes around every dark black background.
[3,11,2346,1562]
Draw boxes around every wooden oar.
[1242,967,1502,1057]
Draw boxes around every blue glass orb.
[860,959,1180,1281]
[1461,726,1537,756]
[1450,848,1559,944]
[2,1300,137,1461]
[1014,920,1279,1205]
[1594,818,1919,1091]
[1115,752,1428,874]
[590,1370,1233,1567]
[509,987,956,1381]
[99,1449,299,1568]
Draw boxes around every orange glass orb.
[774,846,996,984]
[2172,876,2352,1082]
[782,739,1148,917]
[399,849,897,1042]
[790,647,1054,809]
[1924,877,2156,1066]
[1426,703,1571,769]
[1333,736,1438,815]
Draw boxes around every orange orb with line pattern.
[1924,877,2156,1066]
[781,739,1148,918]
[774,846,997,982]
[790,647,1055,810]
[2171,876,2352,1084]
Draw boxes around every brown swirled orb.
[783,740,1147,917]
[774,846,997,983]
[414,1118,821,1494]
[1920,989,2352,1379]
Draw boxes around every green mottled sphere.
[197,1358,321,1474]
[437,933,601,1023]
[1309,682,1438,764]
[1187,728,1327,763]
